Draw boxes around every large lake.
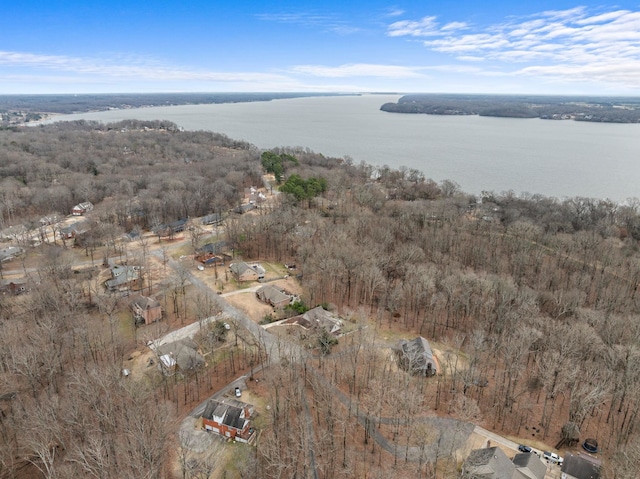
[46,94,640,201]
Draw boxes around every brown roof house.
[256,284,291,308]
[395,336,438,376]
[285,306,343,335]
[130,295,162,325]
[229,262,262,282]
[201,399,255,443]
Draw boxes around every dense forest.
[1,120,640,478]
[381,94,640,123]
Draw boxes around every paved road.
[154,252,544,474]
[158,251,320,477]
[219,285,262,297]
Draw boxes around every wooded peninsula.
[381,94,640,123]
[0,116,637,478]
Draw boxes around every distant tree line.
[381,94,640,123]
[0,92,348,117]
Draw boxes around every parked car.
[518,445,532,453]
[543,451,564,465]
[234,387,242,398]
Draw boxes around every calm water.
[46,94,640,201]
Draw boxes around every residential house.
[105,264,143,292]
[195,242,232,266]
[512,453,547,479]
[201,213,224,226]
[201,399,255,442]
[256,284,291,308]
[0,246,23,263]
[71,201,94,216]
[285,306,343,335]
[395,336,438,376]
[0,225,27,242]
[39,215,58,226]
[156,339,204,375]
[196,253,232,267]
[461,447,516,479]
[234,203,256,214]
[201,241,227,254]
[152,218,188,238]
[123,230,141,242]
[169,218,188,233]
[59,221,89,240]
[230,262,259,282]
[130,295,162,325]
[462,448,547,479]
[561,453,601,479]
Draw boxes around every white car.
[234,387,242,398]
[543,451,563,465]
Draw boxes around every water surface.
[46,94,640,201]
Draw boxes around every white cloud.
[389,7,640,90]
[291,63,427,78]
[387,16,440,37]
[386,7,405,17]
[0,50,290,84]
[255,11,358,34]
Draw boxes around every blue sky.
[2,1,640,94]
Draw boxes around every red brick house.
[201,399,255,442]
[71,201,93,216]
[130,295,162,325]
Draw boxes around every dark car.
[518,445,532,453]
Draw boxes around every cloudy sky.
[2,1,640,94]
